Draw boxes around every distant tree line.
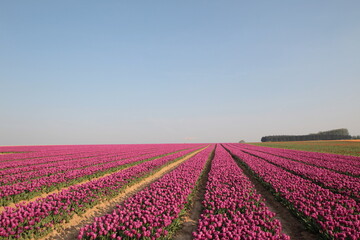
[261,128,353,142]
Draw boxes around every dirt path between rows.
[0,151,180,213]
[0,163,137,213]
[223,146,321,240]
[172,146,215,240]
[39,147,207,240]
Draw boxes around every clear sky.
[1,1,360,145]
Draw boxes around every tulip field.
[0,143,359,239]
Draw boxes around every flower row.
[193,145,289,240]
[0,149,155,185]
[0,144,195,170]
[0,145,197,206]
[78,145,214,239]
[241,148,360,200]
[225,144,360,239]
[0,146,204,239]
[239,144,360,176]
[0,144,197,179]
[0,144,159,162]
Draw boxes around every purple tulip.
[193,145,289,240]
[77,146,214,239]
[225,143,360,239]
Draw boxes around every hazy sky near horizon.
[1,1,360,145]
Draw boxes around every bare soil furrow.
[173,145,216,240]
[0,150,184,213]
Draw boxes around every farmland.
[0,143,359,239]
[251,140,360,157]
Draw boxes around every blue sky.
[1,1,360,145]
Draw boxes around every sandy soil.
[173,147,215,240]
[0,163,136,213]
[0,152,175,213]
[39,147,207,240]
